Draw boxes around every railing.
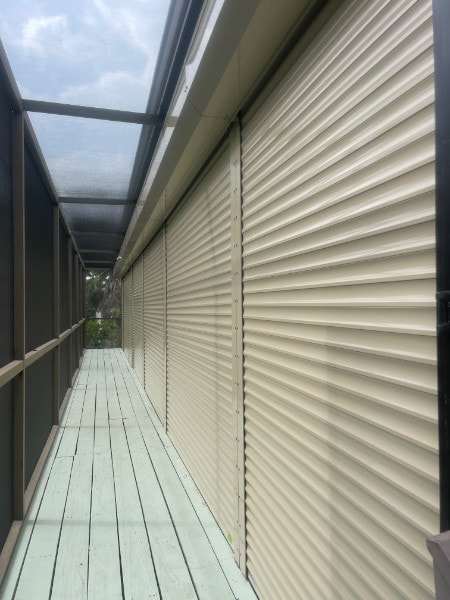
[85,317,121,349]
[428,531,450,599]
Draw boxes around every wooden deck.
[0,350,257,600]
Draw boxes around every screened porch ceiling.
[1,0,320,277]
[0,0,203,270]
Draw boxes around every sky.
[0,0,171,198]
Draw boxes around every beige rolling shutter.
[143,230,166,426]
[241,1,438,599]
[132,255,144,384]
[166,143,235,543]
[122,271,133,364]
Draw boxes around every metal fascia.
[114,0,261,278]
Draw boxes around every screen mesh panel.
[25,145,54,353]
[29,114,141,200]
[0,87,14,367]
[61,203,134,233]
[25,353,54,486]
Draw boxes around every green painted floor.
[0,349,257,600]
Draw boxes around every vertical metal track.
[121,275,124,352]
[12,111,25,520]
[163,222,168,432]
[131,265,134,367]
[433,0,450,533]
[230,119,247,572]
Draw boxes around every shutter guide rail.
[230,119,247,572]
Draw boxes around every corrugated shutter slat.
[143,231,166,425]
[166,145,235,543]
[241,1,437,598]
[122,271,133,364]
[132,255,144,384]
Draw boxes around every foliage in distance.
[85,270,121,348]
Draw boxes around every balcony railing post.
[53,204,60,425]
[12,111,25,520]
[427,531,450,598]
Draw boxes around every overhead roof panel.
[74,232,124,252]
[0,0,203,270]
[28,113,141,199]
[61,202,134,233]
[0,0,170,112]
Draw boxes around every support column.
[230,119,247,573]
[53,206,60,424]
[82,267,86,351]
[12,112,25,520]
[67,239,73,380]
[79,261,84,358]
[74,258,79,364]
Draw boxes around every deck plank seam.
[73,386,87,458]
[48,455,76,599]
[110,352,200,599]
[110,353,165,599]
[86,384,96,599]
[122,413,200,599]
[117,352,237,598]
[107,379,129,600]
[119,416,163,599]
[5,421,71,599]
[120,356,239,598]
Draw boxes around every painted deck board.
[123,418,197,600]
[14,456,73,600]
[109,418,159,599]
[88,449,122,600]
[50,454,92,599]
[0,349,258,600]
[56,388,85,458]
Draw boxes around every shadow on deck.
[0,349,257,600]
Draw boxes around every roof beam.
[59,196,135,206]
[21,99,164,125]
[79,249,117,255]
[72,231,124,237]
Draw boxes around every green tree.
[85,270,121,348]
[85,270,121,317]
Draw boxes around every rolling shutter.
[122,271,133,364]
[241,1,438,598]
[132,254,144,384]
[143,230,166,426]
[166,143,235,543]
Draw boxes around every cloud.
[91,0,168,83]
[0,0,173,193]
[57,70,149,111]
[19,14,70,55]
[92,0,168,58]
